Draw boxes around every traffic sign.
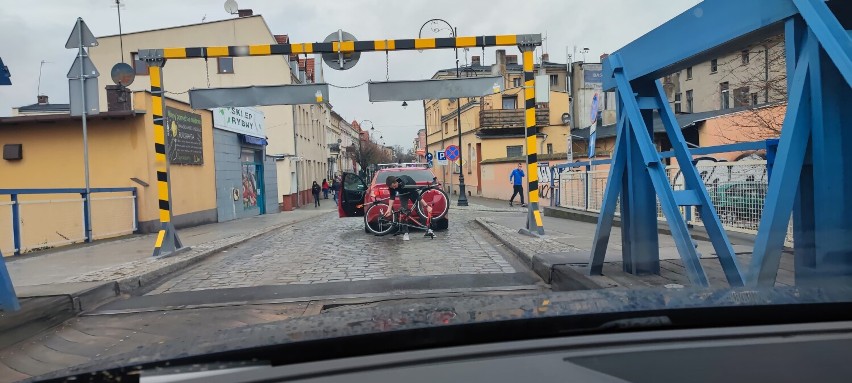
[0,57,10,86]
[65,18,98,49]
[67,54,99,79]
[445,145,460,161]
[436,150,448,165]
[69,78,99,116]
[322,30,360,70]
[425,152,433,161]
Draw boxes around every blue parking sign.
[425,152,433,161]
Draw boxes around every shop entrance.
[240,148,265,215]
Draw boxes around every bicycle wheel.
[364,203,396,235]
[416,187,449,220]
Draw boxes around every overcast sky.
[0,0,701,148]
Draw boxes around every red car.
[338,166,450,232]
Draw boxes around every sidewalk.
[1,205,335,348]
[475,210,762,290]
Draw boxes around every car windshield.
[375,169,435,184]
[1,1,851,381]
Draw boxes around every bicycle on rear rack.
[361,185,449,238]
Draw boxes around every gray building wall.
[263,153,278,214]
[213,129,278,222]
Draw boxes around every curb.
[474,218,602,292]
[0,211,328,350]
[111,212,330,302]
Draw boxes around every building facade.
[662,35,786,115]
[211,107,278,221]
[424,50,571,200]
[88,14,302,211]
[1,93,217,254]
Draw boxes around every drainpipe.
[293,106,300,207]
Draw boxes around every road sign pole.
[76,18,93,243]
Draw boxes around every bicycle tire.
[364,203,396,235]
[416,187,449,220]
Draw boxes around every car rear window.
[375,169,436,184]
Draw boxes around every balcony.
[480,108,549,129]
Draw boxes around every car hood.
[33,286,852,381]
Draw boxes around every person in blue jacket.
[509,163,527,207]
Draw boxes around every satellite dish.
[224,0,238,14]
[110,62,135,86]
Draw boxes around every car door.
[339,172,367,217]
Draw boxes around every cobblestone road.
[150,211,517,294]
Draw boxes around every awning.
[240,134,268,146]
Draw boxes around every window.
[674,92,682,113]
[686,90,694,113]
[720,82,730,109]
[751,92,759,106]
[506,145,523,158]
[741,50,750,65]
[512,78,521,87]
[734,87,750,107]
[444,122,448,134]
[546,143,553,155]
[502,96,517,110]
[550,75,558,86]
[686,66,693,80]
[217,57,234,74]
[131,52,149,75]
[710,59,718,73]
[453,118,457,131]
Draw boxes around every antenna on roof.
[37,60,51,97]
[110,0,127,63]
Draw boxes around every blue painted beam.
[794,0,852,86]
[602,0,798,91]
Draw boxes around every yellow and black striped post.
[148,60,183,257]
[520,47,545,236]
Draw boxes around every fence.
[0,188,137,256]
[552,140,794,247]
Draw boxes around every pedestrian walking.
[331,178,340,203]
[322,179,330,199]
[312,181,321,207]
[509,162,527,207]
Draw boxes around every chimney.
[541,53,549,62]
[37,95,48,104]
[106,85,131,111]
[506,55,518,65]
[493,50,506,74]
[237,9,253,17]
[471,56,481,66]
[600,53,609,61]
[274,34,289,44]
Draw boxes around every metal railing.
[0,188,137,256]
[552,140,793,247]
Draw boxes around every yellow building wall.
[133,92,217,223]
[0,93,216,254]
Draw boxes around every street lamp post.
[419,19,467,206]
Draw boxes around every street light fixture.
[419,18,468,206]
